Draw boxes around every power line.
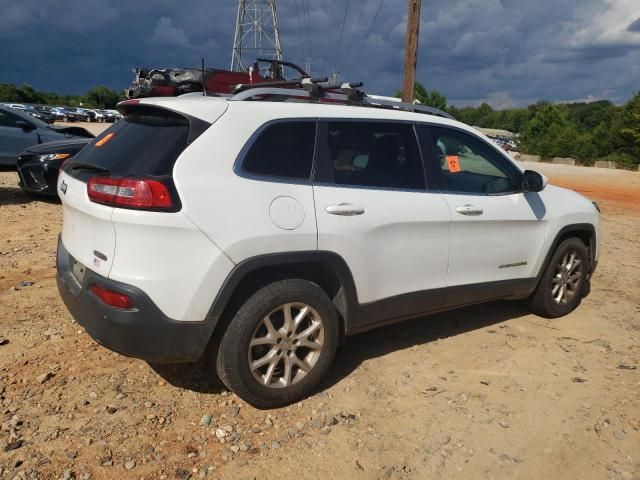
[293,0,308,61]
[333,0,352,72]
[303,0,313,60]
[343,0,368,69]
[352,0,384,64]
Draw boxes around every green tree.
[395,82,447,110]
[618,92,640,163]
[521,103,575,158]
[84,86,122,109]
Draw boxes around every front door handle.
[326,203,365,216]
[455,204,483,216]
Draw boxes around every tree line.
[0,83,123,110]
[404,82,640,169]
[3,81,638,169]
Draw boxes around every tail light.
[90,284,135,309]
[87,177,174,210]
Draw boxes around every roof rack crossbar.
[232,77,328,94]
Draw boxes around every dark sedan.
[0,105,93,166]
[17,138,92,196]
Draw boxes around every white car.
[56,84,600,408]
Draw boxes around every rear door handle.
[455,204,483,216]
[326,203,365,216]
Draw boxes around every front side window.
[242,122,316,180]
[325,121,425,190]
[428,127,521,194]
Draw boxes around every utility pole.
[231,1,283,74]
[401,0,421,103]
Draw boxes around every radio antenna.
[201,57,207,96]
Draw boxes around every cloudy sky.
[1,0,639,108]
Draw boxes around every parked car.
[1,104,52,124]
[32,105,58,124]
[50,107,89,123]
[3,103,26,109]
[23,105,55,124]
[56,86,600,408]
[84,109,105,123]
[0,105,94,165]
[17,138,91,195]
[99,109,121,123]
[68,108,91,122]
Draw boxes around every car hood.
[24,138,92,155]
[49,125,95,139]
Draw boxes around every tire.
[529,237,589,318]
[216,279,340,409]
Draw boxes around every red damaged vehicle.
[125,58,310,98]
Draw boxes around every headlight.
[39,153,70,162]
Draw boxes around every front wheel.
[529,237,589,318]
[216,279,340,409]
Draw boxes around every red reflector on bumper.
[90,284,135,309]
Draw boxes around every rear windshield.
[69,110,190,176]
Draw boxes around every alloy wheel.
[248,303,324,388]
[551,250,583,305]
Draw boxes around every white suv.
[56,85,600,408]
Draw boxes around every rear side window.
[241,121,316,180]
[70,110,190,176]
[323,121,425,190]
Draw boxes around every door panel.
[444,192,546,286]
[315,186,451,304]
[421,125,547,290]
[314,120,451,323]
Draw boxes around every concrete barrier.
[552,157,577,166]
[594,160,618,169]
[519,154,541,162]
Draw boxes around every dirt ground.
[0,146,639,479]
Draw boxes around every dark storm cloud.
[0,0,638,107]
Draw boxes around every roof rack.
[228,78,455,120]
[362,96,455,120]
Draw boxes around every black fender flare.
[206,250,360,331]
[534,223,597,288]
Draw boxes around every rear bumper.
[56,237,217,363]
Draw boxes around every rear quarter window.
[240,121,316,181]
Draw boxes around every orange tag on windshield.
[446,155,461,173]
[95,132,114,147]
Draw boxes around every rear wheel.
[216,279,339,409]
[529,237,588,318]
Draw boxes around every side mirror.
[522,170,546,193]
[15,120,35,131]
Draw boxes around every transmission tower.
[231,0,283,72]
